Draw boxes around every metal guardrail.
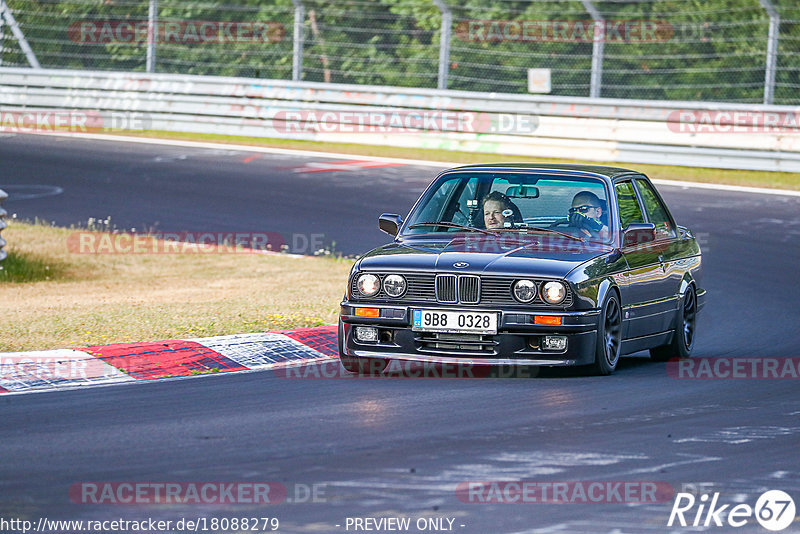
[0,188,7,264]
[1,67,799,172]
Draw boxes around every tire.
[338,319,388,375]
[589,292,622,376]
[650,285,697,362]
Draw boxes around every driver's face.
[570,200,602,219]
[484,200,506,229]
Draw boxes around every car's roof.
[445,163,641,179]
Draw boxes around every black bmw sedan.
[338,163,705,376]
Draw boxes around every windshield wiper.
[407,222,499,236]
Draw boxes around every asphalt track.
[1,134,799,533]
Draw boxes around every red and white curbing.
[0,326,338,394]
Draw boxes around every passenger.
[569,191,609,239]
[483,191,522,229]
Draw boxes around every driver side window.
[615,181,645,229]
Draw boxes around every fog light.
[542,335,567,351]
[355,326,379,342]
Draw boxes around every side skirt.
[621,331,673,355]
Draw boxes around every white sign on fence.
[528,68,551,94]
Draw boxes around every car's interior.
[406,172,611,241]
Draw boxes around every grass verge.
[0,220,352,352]
[117,130,800,191]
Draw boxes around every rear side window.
[615,181,644,228]
[635,179,677,239]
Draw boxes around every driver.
[569,191,609,239]
[483,191,522,229]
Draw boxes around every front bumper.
[340,303,600,367]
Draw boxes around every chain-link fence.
[1,0,798,104]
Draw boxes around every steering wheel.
[549,218,572,228]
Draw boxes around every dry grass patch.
[0,220,352,352]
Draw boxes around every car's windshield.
[404,171,613,244]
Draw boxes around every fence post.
[759,0,779,105]
[146,0,158,73]
[581,0,604,98]
[433,0,451,90]
[0,0,41,68]
[0,9,4,67]
[0,189,7,264]
[291,0,305,81]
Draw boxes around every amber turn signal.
[534,315,562,325]
[354,308,381,318]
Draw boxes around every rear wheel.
[338,319,388,374]
[650,285,697,361]
[590,293,622,376]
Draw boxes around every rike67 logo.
[668,490,796,531]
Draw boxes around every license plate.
[412,309,498,334]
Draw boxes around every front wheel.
[589,293,622,376]
[650,285,697,361]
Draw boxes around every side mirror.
[379,213,403,236]
[622,223,656,247]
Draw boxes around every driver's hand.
[569,211,603,232]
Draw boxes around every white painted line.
[651,178,800,197]
[29,131,454,168]
[0,185,64,200]
[26,131,800,197]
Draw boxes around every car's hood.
[358,234,612,279]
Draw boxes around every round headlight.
[383,274,407,297]
[356,273,380,297]
[542,281,567,305]
[513,280,537,303]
